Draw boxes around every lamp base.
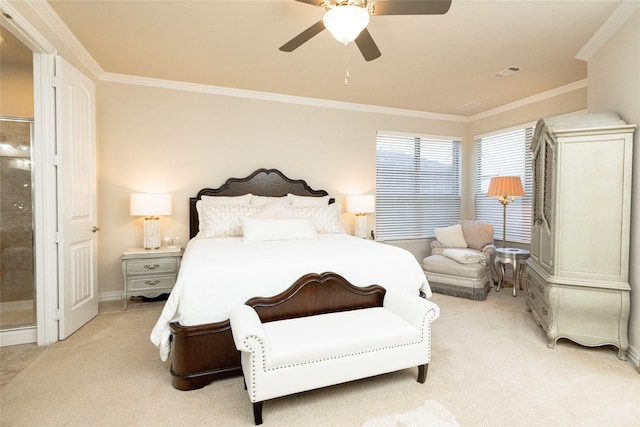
[143,217,161,250]
[354,214,368,239]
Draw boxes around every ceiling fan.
[280,0,452,61]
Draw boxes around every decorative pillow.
[200,193,253,205]
[293,204,345,234]
[435,224,467,248]
[458,220,494,251]
[251,201,295,219]
[250,195,288,206]
[287,193,331,207]
[196,202,258,238]
[242,217,318,242]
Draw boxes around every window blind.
[376,132,461,240]
[475,126,534,245]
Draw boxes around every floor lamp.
[486,176,524,248]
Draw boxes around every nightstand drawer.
[121,247,183,310]
[126,258,178,275]
[128,275,176,292]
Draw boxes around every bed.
[150,168,432,390]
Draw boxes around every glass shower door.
[0,117,35,329]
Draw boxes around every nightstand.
[121,247,183,310]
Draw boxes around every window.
[475,126,534,245]
[376,131,461,240]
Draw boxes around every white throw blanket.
[442,248,486,265]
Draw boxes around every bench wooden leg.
[418,364,428,383]
[253,401,264,425]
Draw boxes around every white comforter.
[150,234,431,361]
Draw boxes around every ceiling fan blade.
[279,20,326,52]
[371,0,452,15]
[354,28,381,62]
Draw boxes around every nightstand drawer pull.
[144,263,161,270]
[145,279,161,286]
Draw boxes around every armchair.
[422,221,496,300]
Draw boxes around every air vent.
[491,65,524,79]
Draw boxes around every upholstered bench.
[230,272,440,425]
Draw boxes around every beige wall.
[96,81,585,297]
[587,9,640,367]
[0,61,33,118]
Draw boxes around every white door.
[56,56,99,339]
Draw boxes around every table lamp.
[346,195,375,239]
[130,193,172,249]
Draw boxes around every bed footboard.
[169,320,241,390]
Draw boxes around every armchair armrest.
[430,240,444,250]
[430,239,445,256]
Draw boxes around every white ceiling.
[6,1,625,117]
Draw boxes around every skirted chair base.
[423,255,491,301]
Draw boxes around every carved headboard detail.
[189,168,334,238]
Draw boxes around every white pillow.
[200,193,253,205]
[435,224,468,248]
[196,202,258,238]
[287,193,331,207]
[242,217,318,242]
[252,201,296,219]
[250,195,288,206]
[293,204,345,234]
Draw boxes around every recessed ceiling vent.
[491,65,524,79]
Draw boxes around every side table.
[494,248,530,297]
[121,247,183,309]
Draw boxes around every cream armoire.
[526,113,635,360]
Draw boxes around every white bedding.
[150,234,431,361]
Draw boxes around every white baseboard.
[627,344,640,371]
[99,291,123,302]
[0,326,37,347]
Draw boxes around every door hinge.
[53,232,60,244]
[52,154,61,167]
[54,308,63,321]
[52,76,60,88]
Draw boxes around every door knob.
[92,226,100,233]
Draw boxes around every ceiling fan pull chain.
[344,45,350,86]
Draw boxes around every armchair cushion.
[434,224,467,248]
[458,220,494,251]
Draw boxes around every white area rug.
[362,400,460,427]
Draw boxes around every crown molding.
[29,0,590,123]
[101,72,469,122]
[468,79,588,122]
[575,0,640,62]
[26,0,104,79]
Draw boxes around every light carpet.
[1,288,639,426]
[362,400,459,427]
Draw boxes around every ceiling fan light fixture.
[323,5,370,45]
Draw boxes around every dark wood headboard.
[189,168,335,238]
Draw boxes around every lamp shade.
[130,193,172,217]
[323,5,370,45]
[486,176,525,198]
[346,195,375,214]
